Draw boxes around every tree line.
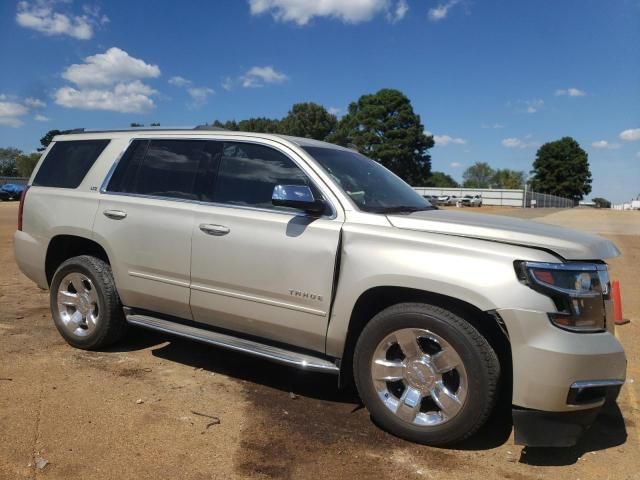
[0,88,593,201]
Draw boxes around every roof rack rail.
[193,125,227,131]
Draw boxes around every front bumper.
[497,308,626,446]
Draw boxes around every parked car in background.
[460,195,482,207]
[422,195,439,208]
[437,195,458,206]
[0,189,12,201]
[1,183,26,200]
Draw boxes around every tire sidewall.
[354,306,496,445]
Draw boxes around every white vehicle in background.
[437,195,458,206]
[460,195,482,207]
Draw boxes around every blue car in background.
[0,183,26,201]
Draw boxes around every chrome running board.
[126,313,340,374]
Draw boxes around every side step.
[126,313,340,374]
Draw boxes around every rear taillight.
[17,185,30,231]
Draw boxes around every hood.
[387,210,620,260]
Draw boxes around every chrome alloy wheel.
[56,273,100,337]
[371,328,468,427]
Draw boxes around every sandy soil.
[1,201,638,480]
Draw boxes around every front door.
[189,141,342,353]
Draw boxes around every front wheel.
[353,303,500,446]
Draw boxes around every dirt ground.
[1,202,638,480]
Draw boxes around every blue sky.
[1,0,638,202]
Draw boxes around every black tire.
[353,302,500,446]
[50,255,127,350]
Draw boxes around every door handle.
[103,209,127,220]
[199,224,230,236]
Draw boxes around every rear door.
[93,139,218,319]
[189,140,343,353]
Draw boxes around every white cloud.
[16,0,107,40]
[387,0,408,23]
[450,162,462,168]
[0,100,29,127]
[168,76,192,87]
[221,77,234,91]
[510,99,543,114]
[555,87,586,97]
[433,134,467,146]
[328,106,341,116]
[55,48,160,113]
[481,123,505,129]
[241,66,288,88]
[524,99,543,113]
[187,87,214,108]
[619,128,640,141]
[55,80,157,113]
[591,140,620,150]
[428,0,460,21]
[62,47,160,87]
[24,97,46,108]
[249,0,395,25]
[502,137,538,149]
[34,114,50,122]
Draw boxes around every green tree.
[530,137,592,201]
[328,89,434,185]
[279,102,337,140]
[592,197,611,208]
[130,122,144,127]
[16,153,41,177]
[39,129,74,151]
[462,162,495,188]
[426,171,459,188]
[212,118,281,133]
[492,169,525,189]
[0,147,22,176]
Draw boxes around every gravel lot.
[1,202,638,480]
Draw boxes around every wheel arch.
[337,286,511,391]
[45,234,111,287]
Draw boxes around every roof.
[52,128,347,150]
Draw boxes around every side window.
[33,140,110,188]
[106,140,148,193]
[212,142,318,211]
[107,139,222,201]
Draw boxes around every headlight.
[515,261,610,332]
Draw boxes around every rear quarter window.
[33,139,110,188]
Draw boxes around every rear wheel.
[353,303,500,446]
[50,255,127,350]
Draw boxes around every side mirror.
[272,184,326,214]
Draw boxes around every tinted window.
[105,140,148,193]
[304,146,432,213]
[107,140,222,201]
[213,142,316,210]
[33,140,110,188]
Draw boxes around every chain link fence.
[414,187,574,208]
[0,176,29,185]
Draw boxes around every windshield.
[304,146,434,213]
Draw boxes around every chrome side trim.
[128,270,190,288]
[126,313,339,373]
[190,283,327,317]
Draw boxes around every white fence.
[413,187,574,208]
[0,176,29,185]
